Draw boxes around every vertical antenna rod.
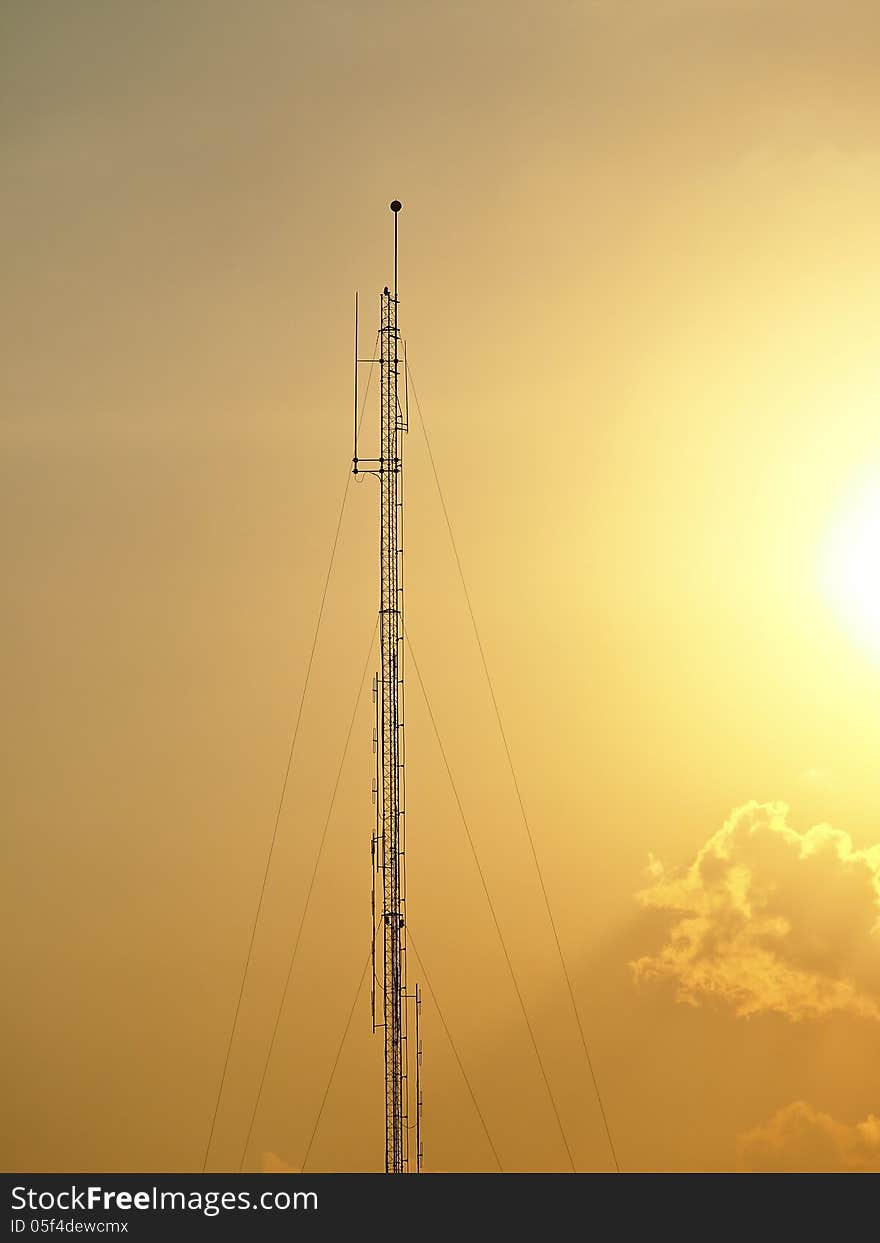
[353,292,359,473]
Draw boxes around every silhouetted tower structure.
[353,201,422,1174]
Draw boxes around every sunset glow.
[7,0,880,1181]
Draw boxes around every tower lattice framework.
[358,201,421,1175]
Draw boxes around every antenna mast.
[355,200,420,1174]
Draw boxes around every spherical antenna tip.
[390,200,402,213]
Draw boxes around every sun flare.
[823,476,880,658]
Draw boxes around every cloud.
[631,801,880,1020]
[737,1101,880,1172]
[261,1152,300,1174]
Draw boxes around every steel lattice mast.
[354,201,421,1174]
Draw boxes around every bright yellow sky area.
[4,0,880,1173]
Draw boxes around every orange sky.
[5,0,880,1173]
